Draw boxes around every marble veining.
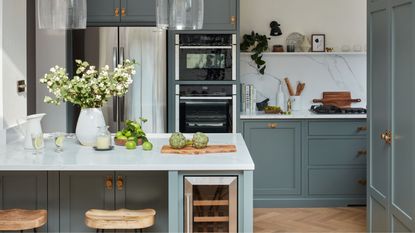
[240,53,367,110]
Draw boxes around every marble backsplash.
[240,53,367,111]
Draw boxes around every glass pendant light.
[38,0,87,30]
[156,0,204,30]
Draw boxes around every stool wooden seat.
[0,209,47,232]
[85,208,156,231]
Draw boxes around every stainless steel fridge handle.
[119,47,125,64]
[113,47,118,68]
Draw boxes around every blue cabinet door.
[203,0,237,30]
[243,121,302,199]
[120,0,156,25]
[60,172,115,232]
[87,0,121,25]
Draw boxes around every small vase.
[301,37,312,52]
[76,108,106,146]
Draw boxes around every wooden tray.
[161,145,237,155]
[313,91,361,108]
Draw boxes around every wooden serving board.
[313,91,361,108]
[161,145,237,155]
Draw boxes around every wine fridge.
[184,176,238,233]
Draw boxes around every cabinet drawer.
[309,168,366,195]
[309,139,367,165]
[309,121,367,136]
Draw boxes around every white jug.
[18,113,46,149]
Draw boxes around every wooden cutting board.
[313,91,361,108]
[161,145,237,155]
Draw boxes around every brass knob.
[117,176,124,190]
[357,179,367,186]
[230,16,237,25]
[267,123,277,128]
[105,176,113,190]
[357,150,367,156]
[381,130,392,144]
[357,126,367,132]
[121,7,126,16]
[115,7,119,16]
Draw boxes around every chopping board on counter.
[161,145,237,155]
[313,91,361,108]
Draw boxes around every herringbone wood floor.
[254,208,366,233]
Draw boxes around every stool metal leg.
[34,228,37,233]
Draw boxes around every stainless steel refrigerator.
[72,27,167,133]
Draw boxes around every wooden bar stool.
[0,209,47,232]
[85,208,156,233]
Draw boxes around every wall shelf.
[241,52,367,56]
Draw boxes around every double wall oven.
[174,33,237,133]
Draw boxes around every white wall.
[2,0,27,128]
[35,0,67,133]
[0,0,4,144]
[240,0,367,51]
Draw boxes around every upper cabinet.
[87,0,156,26]
[203,0,237,30]
[87,0,238,30]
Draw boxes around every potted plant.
[40,59,136,146]
[240,31,270,75]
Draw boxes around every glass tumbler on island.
[54,132,65,152]
[31,133,44,155]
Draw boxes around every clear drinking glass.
[31,133,44,155]
[54,132,65,152]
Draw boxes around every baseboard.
[254,197,367,208]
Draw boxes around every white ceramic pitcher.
[19,113,46,149]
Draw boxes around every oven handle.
[179,46,233,49]
[180,96,233,100]
[187,123,225,127]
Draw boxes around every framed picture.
[311,34,325,52]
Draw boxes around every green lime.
[55,135,65,147]
[128,136,137,142]
[142,141,153,151]
[125,141,137,150]
[115,131,124,138]
[33,135,44,150]
[117,135,128,141]
[124,131,132,137]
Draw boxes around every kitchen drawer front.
[309,139,367,165]
[308,121,367,136]
[309,168,366,195]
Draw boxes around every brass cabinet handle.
[267,123,277,128]
[105,176,113,190]
[117,176,124,190]
[230,16,237,25]
[357,179,367,186]
[115,7,119,16]
[357,149,367,156]
[121,7,126,16]
[357,126,367,132]
[381,130,392,144]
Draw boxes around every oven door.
[179,98,232,133]
[177,47,234,81]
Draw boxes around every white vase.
[76,108,106,146]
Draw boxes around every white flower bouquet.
[40,59,136,108]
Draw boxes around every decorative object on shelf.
[325,47,334,52]
[311,34,326,52]
[270,21,282,36]
[286,32,305,52]
[300,37,312,52]
[240,31,270,75]
[40,59,136,146]
[37,0,86,29]
[256,98,270,111]
[272,45,284,52]
[156,0,204,30]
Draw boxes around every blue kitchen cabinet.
[242,119,367,207]
[368,0,415,232]
[87,0,121,25]
[87,0,156,26]
[203,0,237,30]
[0,172,48,231]
[243,121,302,201]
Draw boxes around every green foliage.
[240,31,270,75]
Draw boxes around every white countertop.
[0,134,254,171]
[240,110,367,120]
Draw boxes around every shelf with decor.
[240,52,367,56]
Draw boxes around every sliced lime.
[55,135,65,147]
[33,135,44,150]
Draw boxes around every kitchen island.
[0,133,254,233]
